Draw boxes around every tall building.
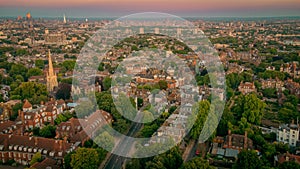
[63,14,67,24]
[46,50,58,92]
[26,12,31,20]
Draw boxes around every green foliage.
[39,125,56,138]
[102,76,112,91]
[258,70,286,81]
[94,131,115,151]
[61,60,76,72]
[55,83,71,100]
[10,82,48,104]
[278,161,300,169]
[71,148,100,169]
[180,157,214,169]
[26,68,43,78]
[10,103,23,121]
[64,151,74,169]
[189,100,210,139]
[54,111,73,125]
[35,59,45,69]
[233,150,262,169]
[226,73,243,89]
[9,63,28,80]
[145,146,183,169]
[233,93,265,125]
[30,152,42,166]
[158,80,168,90]
[262,88,277,98]
[75,101,95,118]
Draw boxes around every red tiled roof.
[30,158,60,169]
[23,100,32,109]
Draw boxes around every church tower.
[46,50,58,92]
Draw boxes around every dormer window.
[49,151,55,157]
[58,151,63,156]
[13,145,18,151]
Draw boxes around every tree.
[180,157,214,169]
[278,161,300,169]
[75,101,95,118]
[189,100,210,139]
[158,80,168,90]
[262,88,277,98]
[10,82,48,104]
[26,68,43,78]
[35,59,45,69]
[71,148,100,169]
[10,103,23,121]
[233,150,262,169]
[94,131,115,151]
[9,63,28,80]
[30,152,42,166]
[61,60,76,72]
[55,83,71,100]
[102,76,112,91]
[145,146,183,169]
[64,151,74,169]
[39,125,56,138]
[233,93,265,125]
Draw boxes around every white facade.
[277,124,299,146]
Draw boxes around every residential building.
[277,122,299,147]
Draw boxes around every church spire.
[46,50,58,92]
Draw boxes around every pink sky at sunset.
[0,0,300,17]
[2,0,300,9]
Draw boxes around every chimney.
[244,131,248,149]
[292,119,295,125]
[59,140,63,150]
[228,130,232,147]
[20,111,25,136]
[34,137,38,146]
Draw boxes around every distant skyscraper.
[26,12,31,20]
[46,50,58,92]
[63,14,67,24]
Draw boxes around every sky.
[0,0,300,18]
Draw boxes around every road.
[186,140,198,161]
[102,114,144,169]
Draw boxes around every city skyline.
[0,0,300,18]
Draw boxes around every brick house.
[0,134,74,165]
[56,110,112,145]
[238,81,256,95]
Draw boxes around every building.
[46,50,58,92]
[238,81,256,95]
[261,78,284,89]
[0,134,74,165]
[277,122,299,147]
[56,110,112,145]
[44,33,67,45]
[18,99,66,130]
[0,103,12,122]
[285,79,300,98]
[211,130,254,159]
